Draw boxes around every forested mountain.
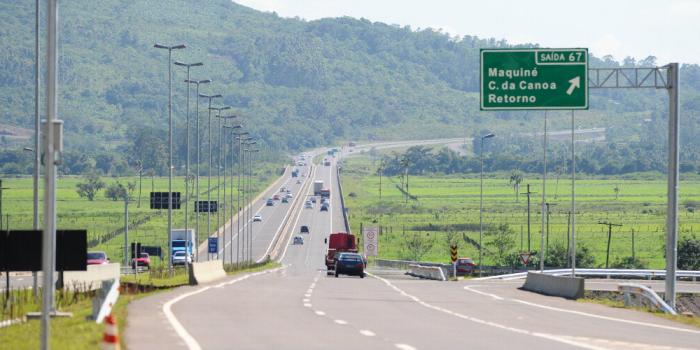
[1,0,699,175]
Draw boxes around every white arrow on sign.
[566,76,580,95]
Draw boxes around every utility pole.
[33,0,41,299]
[540,111,548,272]
[598,221,622,269]
[545,202,556,256]
[124,196,129,268]
[521,184,536,252]
[631,228,636,261]
[566,210,571,267]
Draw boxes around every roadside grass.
[121,266,190,288]
[579,294,700,329]
[2,165,281,265]
[340,155,700,268]
[0,260,283,349]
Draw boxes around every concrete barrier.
[62,263,120,290]
[522,271,585,299]
[407,264,447,281]
[189,260,226,285]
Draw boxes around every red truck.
[324,232,358,272]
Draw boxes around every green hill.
[1,0,699,175]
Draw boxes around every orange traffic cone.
[102,313,121,350]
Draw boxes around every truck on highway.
[320,188,330,198]
[324,232,358,272]
[291,168,299,177]
[171,229,195,261]
[314,180,324,196]
[323,158,331,166]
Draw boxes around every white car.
[304,201,314,209]
[253,214,262,222]
[172,251,192,266]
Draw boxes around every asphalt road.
[126,152,700,350]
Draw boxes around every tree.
[610,256,647,269]
[75,174,105,201]
[104,181,133,201]
[544,243,596,268]
[677,236,700,270]
[487,224,515,266]
[400,232,435,261]
[508,170,523,202]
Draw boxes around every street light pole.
[154,43,186,274]
[234,132,248,265]
[218,118,238,263]
[174,62,203,249]
[479,133,494,277]
[223,125,243,264]
[33,0,40,298]
[540,111,548,272]
[198,94,222,260]
[208,106,230,259]
[185,79,210,262]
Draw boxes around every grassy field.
[341,156,700,268]
[1,163,282,266]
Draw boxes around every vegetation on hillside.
[1,0,699,177]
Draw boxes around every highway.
[125,151,700,350]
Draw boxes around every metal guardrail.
[474,268,700,281]
[91,278,119,323]
[618,283,676,315]
[336,166,351,234]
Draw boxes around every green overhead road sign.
[480,48,588,110]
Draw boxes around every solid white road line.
[367,272,608,350]
[163,266,286,350]
[304,303,312,308]
[395,344,417,350]
[463,285,700,334]
[334,319,347,325]
[463,285,504,300]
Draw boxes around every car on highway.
[273,194,281,200]
[280,187,286,192]
[304,200,314,209]
[253,214,263,222]
[320,203,329,211]
[87,251,109,265]
[309,196,316,203]
[281,197,289,203]
[266,198,274,206]
[131,252,151,269]
[286,192,293,198]
[300,225,310,234]
[334,252,365,278]
[320,198,328,204]
[296,179,302,184]
[172,251,192,266]
[456,257,477,275]
[293,236,304,245]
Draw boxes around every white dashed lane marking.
[359,330,376,337]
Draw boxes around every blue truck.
[171,229,195,262]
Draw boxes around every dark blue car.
[334,253,365,278]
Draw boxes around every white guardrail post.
[92,278,120,323]
[618,283,677,315]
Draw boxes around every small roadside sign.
[363,227,378,256]
[519,252,532,265]
[450,244,458,263]
[208,237,218,254]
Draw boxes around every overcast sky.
[235,0,700,65]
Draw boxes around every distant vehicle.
[293,236,304,245]
[300,225,310,234]
[324,159,331,166]
[286,192,293,198]
[273,194,281,200]
[172,251,191,266]
[456,258,477,275]
[171,229,195,260]
[286,188,291,193]
[320,198,328,205]
[87,251,109,265]
[313,181,324,196]
[291,169,299,177]
[320,189,330,198]
[280,187,286,193]
[348,141,356,147]
[325,232,358,272]
[334,252,365,278]
[281,197,289,203]
[320,203,329,211]
[132,252,150,269]
[310,196,317,203]
[253,214,262,222]
[304,201,314,209]
[266,198,274,206]
[296,179,302,184]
